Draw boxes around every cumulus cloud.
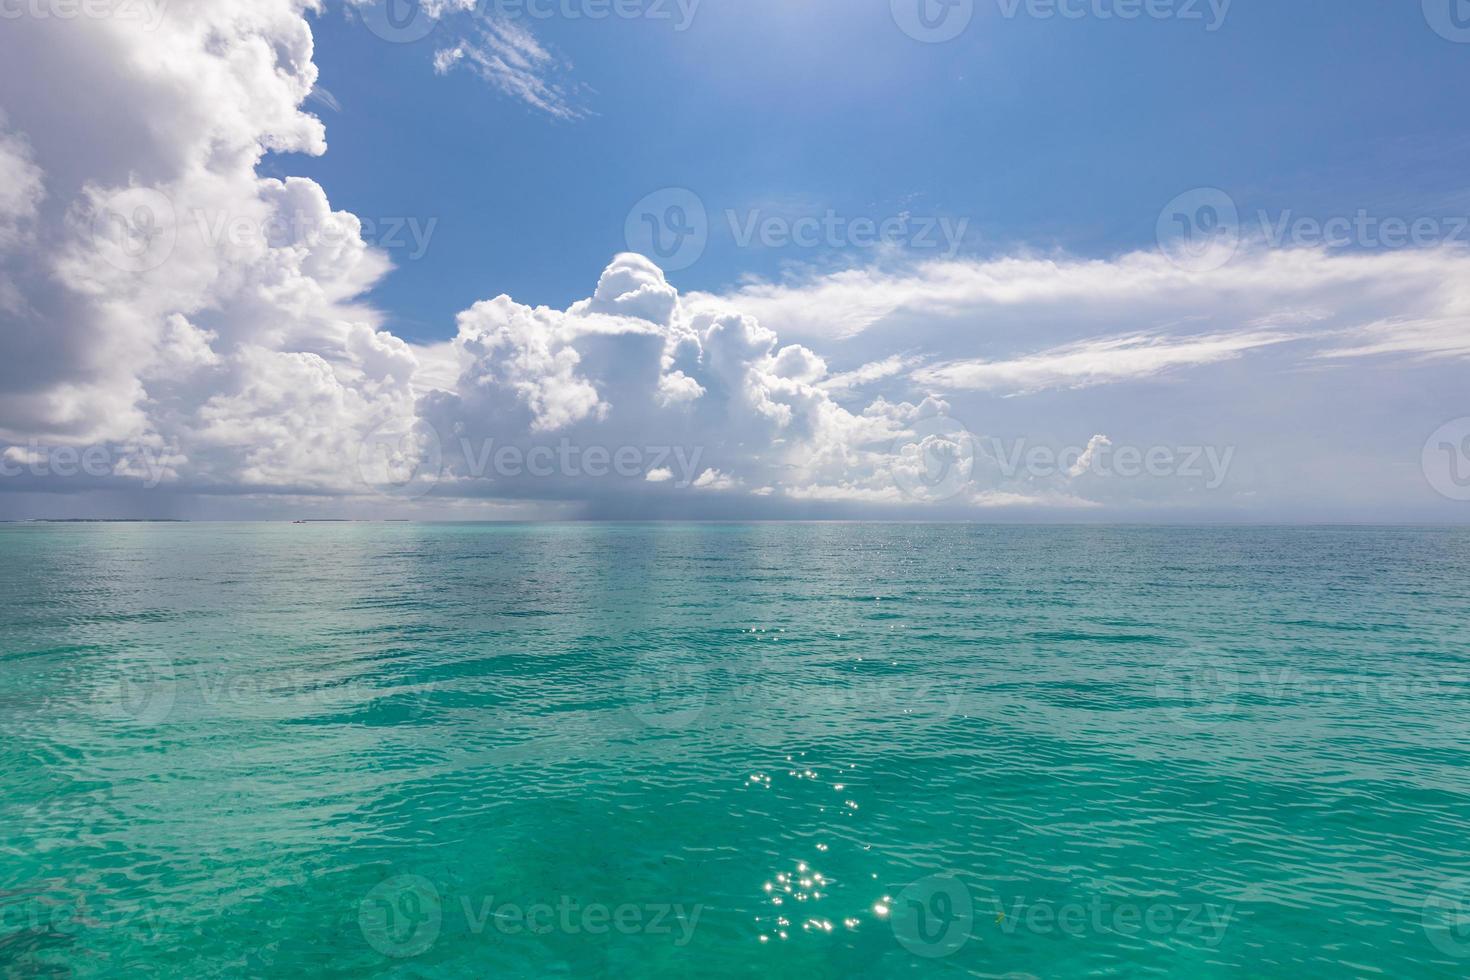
[417,253,962,508]
[691,468,738,491]
[0,0,410,490]
[0,0,990,523]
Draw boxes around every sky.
[0,0,1469,521]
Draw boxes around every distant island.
[28,518,189,523]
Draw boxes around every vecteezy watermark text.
[0,0,168,29]
[1153,651,1461,731]
[1158,187,1470,271]
[888,421,1237,503]
[624,187,968,272]
[357,420,707,499]
[358,875,702,959]
[1257,210,1470,251]
[0,441,177,489]
[0,894,165,942]
[726,209,968,257]
[456,439,702,483]
[88,189,439,274]
[890,873,1237,958]
[986,436,1235,488]
[105,649,426,727]
[189,207,439,261]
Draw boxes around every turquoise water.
[2,523,1469,977]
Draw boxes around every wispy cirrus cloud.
[820,353,924,394]
[432,14,587,120]
[695,247,1470,359]
[346,0,587,119]
[1316,315,1470,361]
[913,329,1290,394]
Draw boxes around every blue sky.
[286,0,1470,336]
[1,0,1469,521]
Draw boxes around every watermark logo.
[891,0,974,43]
[110,649,177,726]
[624,652,710,729]
[1424,0,1470,42]
[357,0,439,43]
[1424,877,1470,957]
[890,873,1238,956]
[625,188,708,272]
[1422,418,1470,502]
[356,417,444,500]
[92,187,176,273]
[1157,187,1239,272]
[359,875,443,958]
[891,414,979,502]
[1153,651,1242,726]
[892,873,974,957]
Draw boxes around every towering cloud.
[0,4,951,512]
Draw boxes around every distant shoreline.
[22,518,190,523]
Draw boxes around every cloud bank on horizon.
[0,1,1467,521]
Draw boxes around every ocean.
[2,522,1468,977]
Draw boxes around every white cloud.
[1067,434,1111,478]
[695,247,1470,359]
[692,468,737,490]
[432,15,585,120]
[1317,316,1470,361]
[0,118,43,249]
[914,330,1288,394]
[344,0,585,120]
[0,0,410,487]
[419,253,946,506]
[821,353,923,394]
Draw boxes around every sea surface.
[2,523,1469,978]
